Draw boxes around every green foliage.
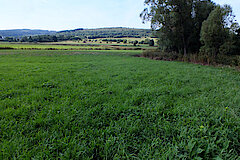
[133,40,138,46]
[102,39,125,43]
[219,41,238,55]
[200,5,240,57]
[19,35,58,42]
[0,50,239,159]
[57,27,153,39]
[200,5,229,57]
[141,0,215,54]
[0,29,56,37]
[215,54,240,66]
[4,37,18,42]
[142,49,240,66]
[143,50,180,60]
[149,39,155,46]
[142,0,240,63]
[189,0,216,53]
[2,28,154,43]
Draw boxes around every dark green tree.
[133,40,138,46]
[28,36,33,42]
[53,36,58,42]
[200,5,239,57]
[188,0,215,52]
[149,39,155,46]
[141,0,215,55]
[20,36,28,42]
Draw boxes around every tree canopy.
[200,5,240,57]
[141,0,240,65]
[141,0,215,55]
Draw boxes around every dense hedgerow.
[143,49,240,67]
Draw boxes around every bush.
[133,40,138,46]
[0,47,14,50]
[143,49,240,66]
[219,42,238,55]
[142,50,179,60]
[149,39,154,46]
[216,55,240,66]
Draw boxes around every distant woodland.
[0,28,154,42]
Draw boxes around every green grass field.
[0,42,104,50]
[0,40,157,51]
[0,50,239,159]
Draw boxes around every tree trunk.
[183,37,187,57]
[184,44,187,57]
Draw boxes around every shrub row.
[0,47,144,51]
[142,49,240,67]
[0,47,14,50]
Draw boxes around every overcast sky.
[0,0,239,31]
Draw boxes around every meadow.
[0,38,157,51]
[0,42,105,50]
[0,49,239,159]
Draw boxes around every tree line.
[0,28,155,43]
[141,0,240,65]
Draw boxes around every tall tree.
[189,0,215,52]
[141,0,214,55]
[200,5,239,57]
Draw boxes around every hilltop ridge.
[0,29,56,37]
[0,27,153,38]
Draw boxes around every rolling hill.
[0,28,154,39]
[0,29,56,38]
[56,27,154,38]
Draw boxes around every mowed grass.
[0,41,156,50]
[0,43,104,50]
[0,50,239,159]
